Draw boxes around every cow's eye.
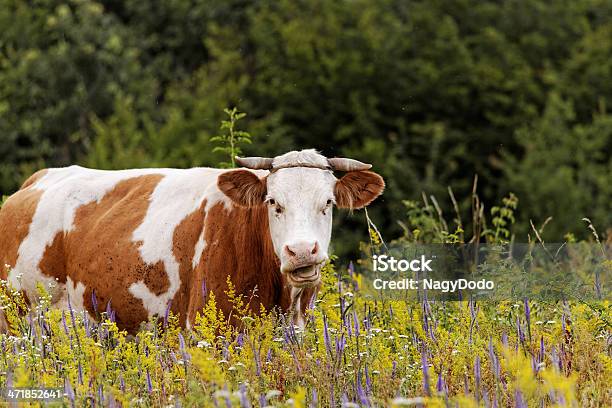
[326,199,333,206]
[268,198,276,205]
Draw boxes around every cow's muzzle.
[284,261,324,288]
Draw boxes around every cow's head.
[218,150,384,288]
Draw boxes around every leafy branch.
[210,107,252,168]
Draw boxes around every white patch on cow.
[192,227,207,268]
[130,168,234,318]
[10,166,163,302]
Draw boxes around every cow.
[0,149,384,332]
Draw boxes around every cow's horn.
[235,156,274,170]
[328,157,372,171]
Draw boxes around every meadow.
[1,192,610,407]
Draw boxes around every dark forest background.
[1,0,610,257]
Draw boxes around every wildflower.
[146,370,153,393]
[391,397,424,405]
[64,377,75,407]
[523,298,531,338]
[197,340,211,348]
[489,337,500,381]
[310,388,318,408]
[91,289,98,314]
[164,299,172,328]
[78,361,83,385]
[239,383,250,408]
[436,371,444,393]
[420,348,431,396]
[474,355,481,401]
[265,390,282,400]
[259,393,267,407]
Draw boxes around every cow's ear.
[218,170,267,207]
[334,170,384,209]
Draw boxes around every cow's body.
[0,150,384,332]
[0,165,314,331]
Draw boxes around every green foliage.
[502,93,612,240]
[210,107,252,168]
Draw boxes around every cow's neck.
[185,202,287,326]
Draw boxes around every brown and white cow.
[0,150,384,332]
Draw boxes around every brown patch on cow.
[171,200,207,327]
[63,174,166,332]
[217,170,267,207]
[335,170,385,209]
[0,188,44,280]
[39,232,67,284]
[20,169,48,189]
[184,201,284,325]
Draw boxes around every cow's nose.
[284,241,319,258]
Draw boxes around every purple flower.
[266,348,272,363]
[517,316,525,344]
[146,370,153,393]
[436,371,444,393]
[239,383,250,408]
[65,377,75,406]
[474,355,481,401]
[91,290,98,314]
[259,393,267,407]
[61,311,69,335]
[164,300,172,328]
[335,335,346,359]
[421,348,431,396]
[515,389,526,408]
[523,298,531,339]
[311,388,318,408]
[77,361,83,385]
[223,384,231,408]
[551,346,560,372]
[489,337,500,381]
[105,300,113,319]
[356,371,369,406]
[323,315,332,354]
